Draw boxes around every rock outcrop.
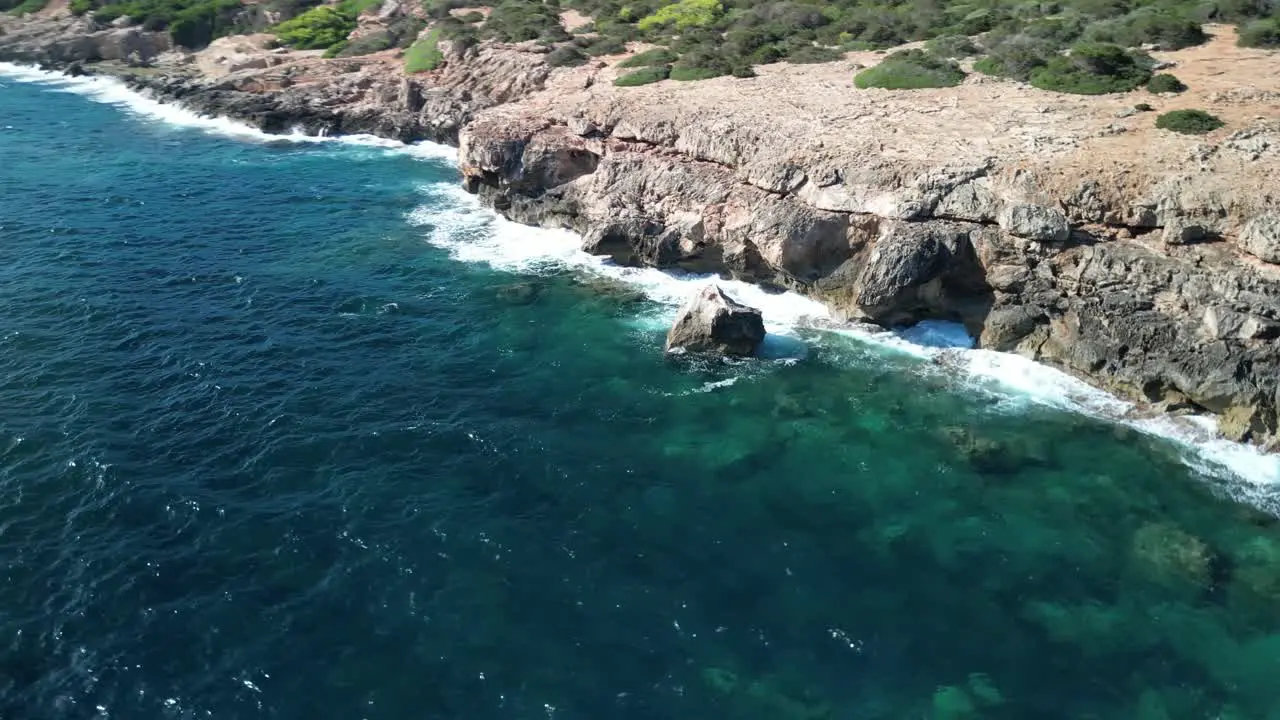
[4,12,1280,447]
[0,15,170,65]
[453,25,1280,447]
[665,285,766,357]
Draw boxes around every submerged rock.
[1131,522,1214,593]
[665,284,765,357]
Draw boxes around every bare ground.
[490,24,1278,223]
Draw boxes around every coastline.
[4,59,1278,494]
[3,12,1280,464]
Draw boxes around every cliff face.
[454,27,1280,445]
[457,114,1280,443]
[3,13,1279,446]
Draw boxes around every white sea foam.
[408,179,1280,491]
[407,181,831,333]
[0,62,456,160]
[5,60,1275,493]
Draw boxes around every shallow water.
[3,67,1280,720]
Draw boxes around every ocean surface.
[3,65,1280,720]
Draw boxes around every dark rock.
[665,284,765,357]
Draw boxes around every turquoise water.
[3,68,1280,720]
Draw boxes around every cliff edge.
[3,12,1279,446]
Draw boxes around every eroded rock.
[1238,214,1280,264]
[665,285,765,357]
[997,204,1070,242]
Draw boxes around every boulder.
[997,203,1071,242]
[1238,214,1280,264]
[665,285,766,357]
[1162,218,1207,245]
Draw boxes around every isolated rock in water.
[665,285,765,357]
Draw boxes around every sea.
[3,63,1280,719]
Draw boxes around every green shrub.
[1155,109,1224,134]
[483,0,570,42]
[854,49,965,89]
[6,0,48,15]
[388,16,427,48]
[404,29,444,72]
[274,5,355,49]
[1083,9,1207,50]
[925,34,980,58]
[1029,42,1151,94]
[337,0,379,14]
[421,0,467,19]
[783,44,843,63]
[68,0,92,13]
[86,0,244,47]
[614,65,670,86]
[668,47,731,79]
[1016,15,1088,47]
[547,44,588,66]
[582,35,626,55]
[457,10,484,23]
[618,47,678,67]
[334,23,423,57]
[973,35,1058,81]
[1134,102,1154,111]
[1146,73,1185,93]
[1238,19,1280,48]
[475,0,1280,91]
[637,0,722,32]
[670,65,725,80]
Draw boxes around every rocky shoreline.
[4,10,1280,449]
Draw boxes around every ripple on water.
[2,63,1280,720]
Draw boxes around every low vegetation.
[44,0,1279,92]
[578,34,626,55]
[1147,73,1186,93]
[855,49,965,89]
[1027,42,1151,95]
[532,0,1276,86]
[925,34,979,58]
[618,47,678,67]
[403,28,444,72]
[547,43,588,66]
[80,0,246,48]
[274,5,357,50]
[1155,109,1224,134]
[1238,18,1280,48]
[613,64,670,86]
[4,0,49,15]
[331,16,426,57]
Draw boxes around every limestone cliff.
[453,26,1280,446]
[3,12,1278,446]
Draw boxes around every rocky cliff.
[3,12,1279,446]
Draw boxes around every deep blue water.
[4,69,1280,720]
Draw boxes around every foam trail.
[6,62,1275,492]
[0,62,456,160]
[409,179,1280,491]
[407,181,831,333]
[894,324,1280,489]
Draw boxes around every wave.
[0,62,455,161]
[407,181,831,332]
[5,59,1275,493]
[408,180,1280,493]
